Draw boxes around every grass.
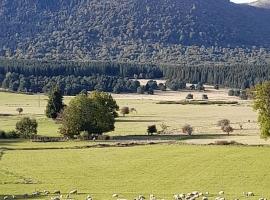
[157,100,239,105]
[1,144,270,199]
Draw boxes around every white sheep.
[247,192,254,197]
[112,194,119,198]
[54,190,61,194]
[202,197,208,200]
[150,194,156,200]
[86,195,93,200]
[51,197,60,200]
[69,189,77,195]
[3,196,9,200]
[218,191,224,195]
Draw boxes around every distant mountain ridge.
[0,0,270,62]
[249,0,270,8]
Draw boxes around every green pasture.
[0,92,259,137]
[1,144,270,199]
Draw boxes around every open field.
[1,144,270,199]
[0,86,264,144]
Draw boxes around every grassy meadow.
[1,89,269,199]
[1,144,270,199]
[0,91,259,138]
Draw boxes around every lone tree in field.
[222,125,234,135]
[45,86,64,119]
[60,93,115,138]
[182,124,194,135]
[217,119,230,128]
[16,107,23,115]
[147,125,157,135]
[16,117,38,138]
[253,81,270,138]
[120,107,130,117]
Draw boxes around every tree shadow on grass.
[0,139,24,147]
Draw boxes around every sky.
[231,0,255,3]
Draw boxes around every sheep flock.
[1,190,268,200]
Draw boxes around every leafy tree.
[89,91,119,118]
[182,124,193,135]
[222,125,234,135]
[253,81,270,138]
[16,107,23,115]
[60,94,115,137]
[147,125,157,135]
[16,117,38,138]
[217,119,230,128]
[120,107,130,117]
[45,86,64,119]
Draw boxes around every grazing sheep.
[32,191,40,196]
[173,194,181,200]
[3,196,9,200]
[54,190,61,194]
[69,190,78,195]
[205,192,209,196]
[11,195,16,199]
[138,195,145,200]
[86,195,93,200]
[44,190,50,195]
[247,192,255,197]
[192,192,199,196]
[199,193,203,197]
[259,198,267,200]
[112,194,119,198]
[150,194,156,200]
[202,197,208,200]
[51,197,60,200]
[219,191,225,195]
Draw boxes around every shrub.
[202,94,208,100]
[222,125,234,135]
[186,93,194,100]
[120,107,130,116]
[228,89,234,96]
[16,107,23,115]
[217,119,230,127]
[80,131,90,140]
[147,125,157,135]
[214,84,219,90]
[182,124,194,135]
[15,117,38,138]
[97,135,111,140]
[0,130,6,139]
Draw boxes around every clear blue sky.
[231,0,254,3]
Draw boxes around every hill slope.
[0,0,270,61]
[249,0,270,8]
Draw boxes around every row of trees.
[2,59,270,91]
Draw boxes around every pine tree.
[45,86,64,119]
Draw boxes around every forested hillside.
[1,0,270,62]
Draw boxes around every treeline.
[0,73,143,95]
[1,59,270,92]
[162,63,270,89]
[0,59,163,78]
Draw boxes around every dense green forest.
[1,59,270,94]
[1,0,270,62]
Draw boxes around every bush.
[147,125,157,135]
[0,130,6,139]
[222,125,234,135]
[186,93,194,100]
[228,89,234,96]
[16,107,23,115]
[97,135,111,140]
[182,124,194,135]
[15,117,38,138]
[217,119,230,127]
[202,94,208,100]
[214,84,219,90]
[80,131,90,140]
[120,107,130,116]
